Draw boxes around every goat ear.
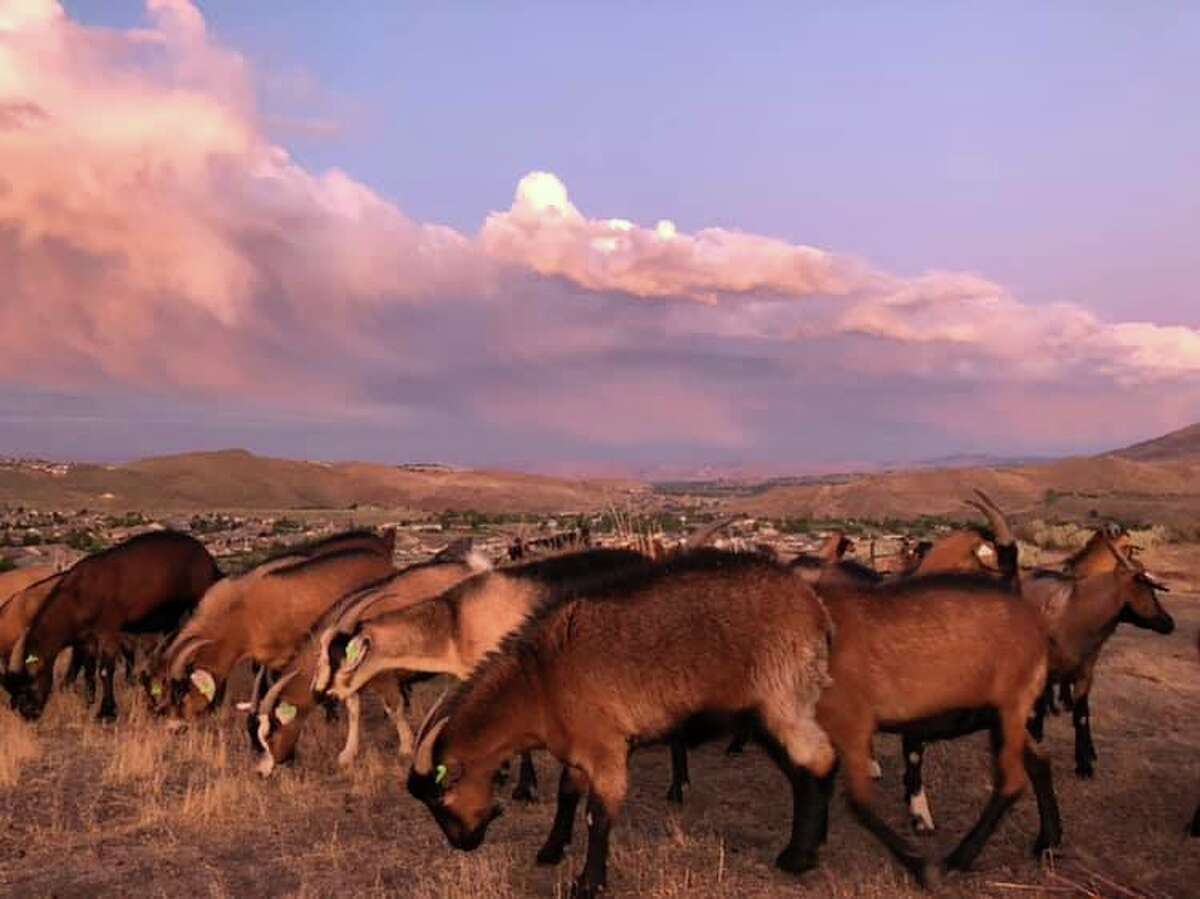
[190,669,217,704]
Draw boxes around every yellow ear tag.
[275,701,297,725]
[435,764,448,786]
[150,682,163,699]
[190,669,216,702]
[345,639,363,666]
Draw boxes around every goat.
[0,570,64,694]
[407,549,836,899]
[326,549,649,804]
[807,568,1060,886]
[900,522,1172,835]
[3,531,220,720]
[251,548,490,776]
[150,548,393,723]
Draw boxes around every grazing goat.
[151,548,393,723]
[4,531,220,720]
[252,549,489,776]
[407,549,836,898]
[326,549,649,802]
[0,570,64,697]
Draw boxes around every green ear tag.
[435,764,448,786]
[345,639,363,666]
[275,701,297,725]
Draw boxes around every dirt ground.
[1,593,1197,897]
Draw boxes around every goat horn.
[685,516,738,550]
[247,664,268,714]
[966,490,1014,547]
[413,716,450,776]
[1102,535,1139,572]
[168,638,215,680]
[259,669,300,719]
[9,626,30,673]
[414,687,451,744]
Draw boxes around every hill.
[0,450,645,515]
[1110,422,1200,462]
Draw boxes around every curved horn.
[414,687,451,744]
[685,516,738,550]
[247,664,268,714]
[1102,535,1138,572]
[965,489,1014,547]
[9,626,30,673]
[413,715,450,776]
[259,669,300,719]
[168,638,215,680]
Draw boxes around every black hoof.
[97,707,117,722]
[774,846,818,876]
[511,784,537,803]
[1074,763,1094,780]
[535,844,566,866]
[666,784,685,804]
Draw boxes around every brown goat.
[809,572,1059,886]
[326,549,649,802]
[151,548,393,722]
[901,525,1171,834]
[0,571,63,694]
[3,531,220,720]
[251,550,489,776]
[407,550,835,898]
[139,527,392,714]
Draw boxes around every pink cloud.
[0,1,1197,458]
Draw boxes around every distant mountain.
[1109,423,1200,462]
[0,449,645,514]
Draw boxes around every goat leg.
[902,734,936,834]
[1023,741,1062,856]
[1190,801,1200,838]
[512,750,538,802]
[666,738,689,803]
[1072,694,1097,778]
[95,643,118,721]
[537,766,583,865]
[571,793,615,899]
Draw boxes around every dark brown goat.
[407,550,835,898]
[3,531,220,720]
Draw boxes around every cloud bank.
[1,0,1197,463]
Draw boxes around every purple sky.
[2,2,1198,473]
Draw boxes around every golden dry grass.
[0,592,1196,897]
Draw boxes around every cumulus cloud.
[0,0,480,397]
[0,0,1198,461]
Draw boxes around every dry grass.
[0,592,1196,897]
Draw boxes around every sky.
[1,1,1198,474]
